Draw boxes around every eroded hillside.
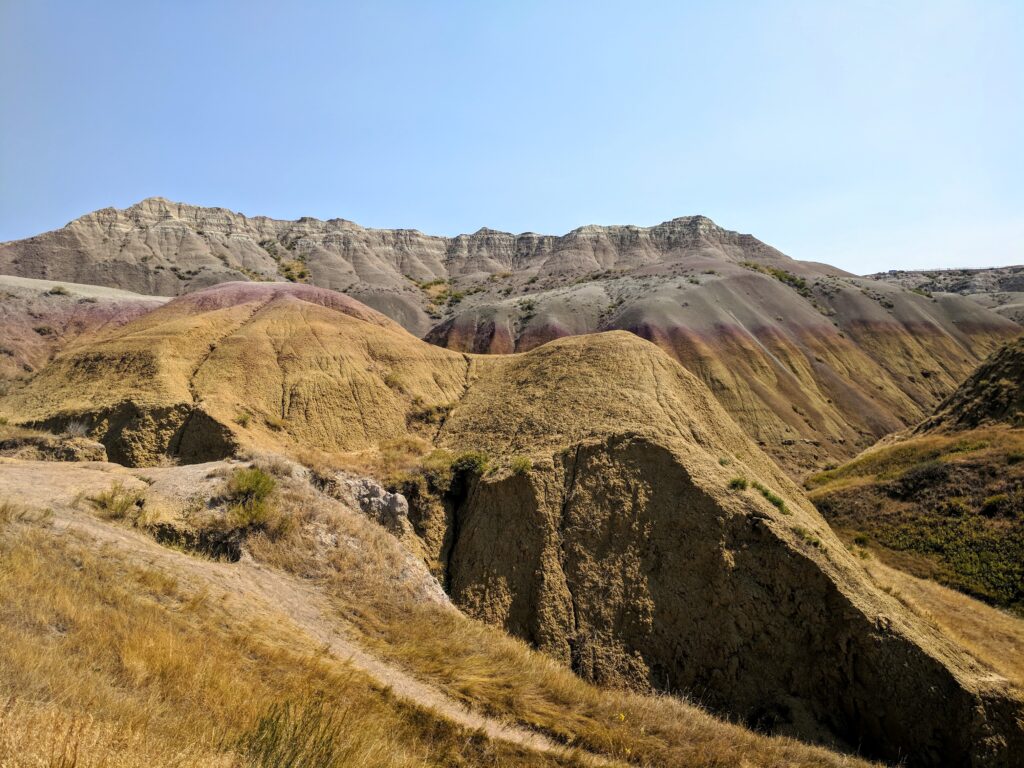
[2,281,1022,766]
[0,274,165,393]
[1,198,1017,474]
[3,455,886,768]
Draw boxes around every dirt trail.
[46,505,616,767]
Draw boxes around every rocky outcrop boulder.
[333,475,412,538]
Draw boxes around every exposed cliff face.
[2,198,1017,474]
[416,331,1024,765]
[2,277,1022,765]
[429,266,1017,474]
[443,435,1023,765]
[0,199,788,336]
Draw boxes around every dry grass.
[294,436,433,483]
[223,466,284,534]
[351,604,872,768]
[0,462,871,768]
[87,481,144,520]
[0,498,50,526]
[861,555,1024,690]
[0,422,50,442]
[0,520,581,768]
[805,426,1024,492]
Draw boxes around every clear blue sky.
[1,1,1021,273]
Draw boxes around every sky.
[1,1,1021,274]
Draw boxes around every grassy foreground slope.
[0,458,872,768]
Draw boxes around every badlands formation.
[2,202,1024,767]
[1,197,1018,474]
[1,280,1023,766]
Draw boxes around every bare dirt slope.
[0,460,588,763]
[1,197,1017,473]
[1,281,1022,765]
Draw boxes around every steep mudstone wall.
[413,434,1024,766]
[30,402,236,466]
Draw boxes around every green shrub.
[408,403,450,426]
[852,533,870,547]
[235,412,252,428]
[388,449,490,503]
[739,261,813,299]
[942,499,971,518]
[510,456,532,475]
[728,477,748,491]
[886,460,947,499]
[451,450,490,476]
[225,467,278,531]
[752,482,790,515]
[46,285,69,296]
[981,494,1010,517]
[791,525,821,548]
[950,438,989,454]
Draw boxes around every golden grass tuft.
[87,481,144,520]
[297,436,434,483]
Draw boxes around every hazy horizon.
[2,1,1021,274]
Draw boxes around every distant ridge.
[0,197,1018,474]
